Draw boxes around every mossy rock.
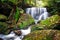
[31,15,60,31]
[0,22,9,34]
[0,14,7,20]
[23,30,60,40]
[17,13,34,29]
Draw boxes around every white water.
[0,26,31,40]
[26,7,49,24]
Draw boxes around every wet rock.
[14,30,22,36]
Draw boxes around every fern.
[14,7,20,22]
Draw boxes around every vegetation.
[0,0,60,40]
[17,14,34,29]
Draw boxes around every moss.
[0,22,9,34]
[0,22,8,27]
[31,15,60,31]
[17,14,34,29]
[40,15,60,28]
[0,14,7,20]
[23,30,60,40]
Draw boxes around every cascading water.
[26,7,49,24]
[0,7,49,40]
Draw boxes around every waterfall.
[26,7,49,24]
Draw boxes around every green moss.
[17,14,34,29]
[31,15,60,32]
[40,15,60,28]
[31,15,60,31]
[23,30,60,40]
[0,14,7,20]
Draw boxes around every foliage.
[44,0,60,15]
[9,0,18,4]
[24,0,38,6]
[1,0,22,5]
[14,7,20,22]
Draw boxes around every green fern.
[14,7,20,22]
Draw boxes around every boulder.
[23,30,60,40]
